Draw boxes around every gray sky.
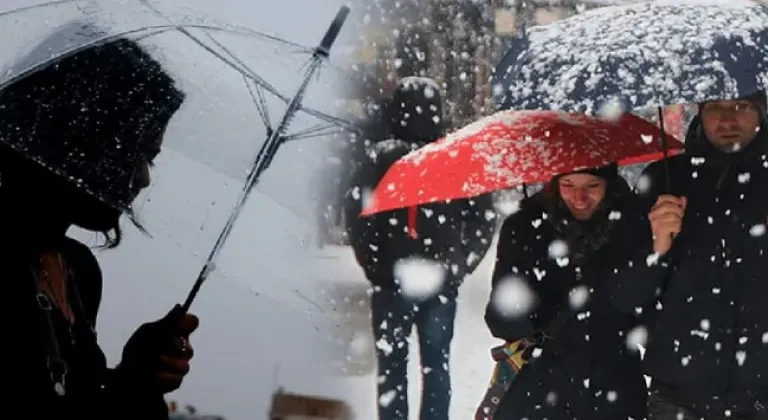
[1,0,362,418]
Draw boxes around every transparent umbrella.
[0,0,357,310]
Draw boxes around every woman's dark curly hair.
[0,36,186,248]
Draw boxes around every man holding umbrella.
[611,91,768,419]
[488,2,767,417]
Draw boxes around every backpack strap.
[28,262,68,396]
[61,238,102,331]
[534,301,577,349]
[27,240,101,397]
[526,264,583,357]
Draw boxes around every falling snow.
[569,285,591,310]
[393,257,446,300]
[491,275,537,318]
[549,239,569,259]
[626,325,649,352]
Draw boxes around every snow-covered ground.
[314,242,502,419]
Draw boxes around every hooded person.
[484,162,649,420]
[610,90,768,419]
[0,25,198,418]
[344,76,496,420]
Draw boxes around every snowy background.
[319,242,502,419]
[0,0,703,418]
[0,0,369,418]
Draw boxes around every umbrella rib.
[0,0,72,19]
[197,28,287,96]
[0,0,312,54]
[155,24,358,135]
[0,2,358,136]
[254,81,272,128]
[135,0,313,53]
[0,23,288,103]
[167,25,355,131]
[150,23,290,102]
[195,28,356,134]
[299,107,360,134]
[283,123,343,141]
[243,74,272,130]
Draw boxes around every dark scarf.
[538,180,630,266]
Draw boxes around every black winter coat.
[344,78,496,295]
[6,237,168,418]
[610,118,768,415]
[487,185,649,420]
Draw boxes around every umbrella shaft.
[182,57,323,312]
[656,107,672,193]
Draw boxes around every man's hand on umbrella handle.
[649,195,687,256]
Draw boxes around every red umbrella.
[362,110,683,216]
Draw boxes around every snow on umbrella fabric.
[493,3,768,114]
[361,110,683,215]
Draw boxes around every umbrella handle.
[656,107,672,193]
[656,107,679,241]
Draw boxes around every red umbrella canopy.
[362,110,683,216]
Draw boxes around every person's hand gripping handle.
[649,195,687,256]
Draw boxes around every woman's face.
[557,173,607,221]
[128,126,164,202]
[71,126,165,232]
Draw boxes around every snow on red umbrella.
[361,109,683,216]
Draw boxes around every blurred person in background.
[344,77,496,420]
[315,73,389,247]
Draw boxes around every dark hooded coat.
[344,77,496,296]
[610,112,768,416]
[5,239,170,418]
[0,31,184,419]
[488,175,649,420]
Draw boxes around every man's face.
[700,99,762,152]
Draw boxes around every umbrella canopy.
[493,2,768,114]
[362,110,683,215]
[0,0,351,216]
[0,0,358,284]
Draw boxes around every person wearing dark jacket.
[610,91,768,419]
[1,32,197,418]
[486,164,649,420]
[344,77,496,420]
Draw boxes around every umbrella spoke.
[152,23,291,102]
[136,7,357,135]
[283,123,345,141]
[244,74,272,131]
[135,0,313,53]
[0,0,72,19]
[299,106,360,134]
